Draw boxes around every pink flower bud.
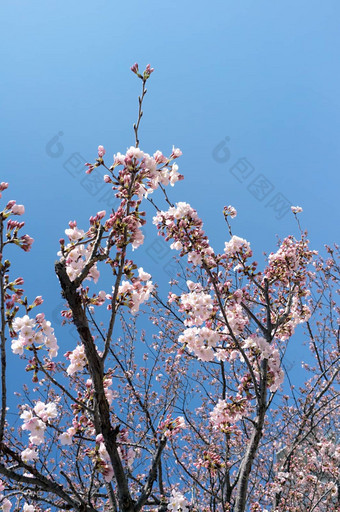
[96,210,106,220]
[130,62,139,74]
[6,200,16,209]
[144,64,154,78]
[85,163,94,174]
[98,145,106,158]
[0,182,8,198]
[34,296,43,306]
[103,174,112,183]
[36,313,45,323]
[171,146,182,158]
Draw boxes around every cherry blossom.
[291,205,303,214]
[167,490,189,512]
[65,344,87,375]
[11,313,58,358]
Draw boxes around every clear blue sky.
[1,1,339,367]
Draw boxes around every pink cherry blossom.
[171,146,183,158]
[98,145,106,158]
[23,504,35,512]
[130,62,139,74]
[59,427,76,445]
[167,490,189,512]
[65,344,87,375]
[11,204,25,215]
[1,498,12,512]
[224,204,237,218]
[138,267,151,281]
[158,415,186,439]
[21,447,38,462]
[224,235,251,257]
[19,234,34,252]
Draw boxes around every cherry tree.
[0,64,339,512]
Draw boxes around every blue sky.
[1,1,339,372]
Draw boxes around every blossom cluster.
[20,401,58,448]
[210,396,248,431]
[101,146,183,252]
[11,313,59,359]
[224,235,251,258]
[0,195,25,218]
[176,281,251,362]
[130,62,154,80]
[194,449,225,475]
[113,267,153,315]
[275,295,311,341]
[0,186,34,252]
[59,220,100,283]
[265,235,315,286]
[153,202,216,268]
[61,145,184,293]
[243,335,284,392]
[158,415,186,439]
[179,280,214,327]
[223,204,237,218]
[65,343,87,375]
[178,326,220,362]
[291,205,303,214]
[223,301,249,336]
[109,145,183,197]
[167,489,189,512]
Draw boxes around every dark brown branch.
[55,260,135,512]
[135,436,167,512]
